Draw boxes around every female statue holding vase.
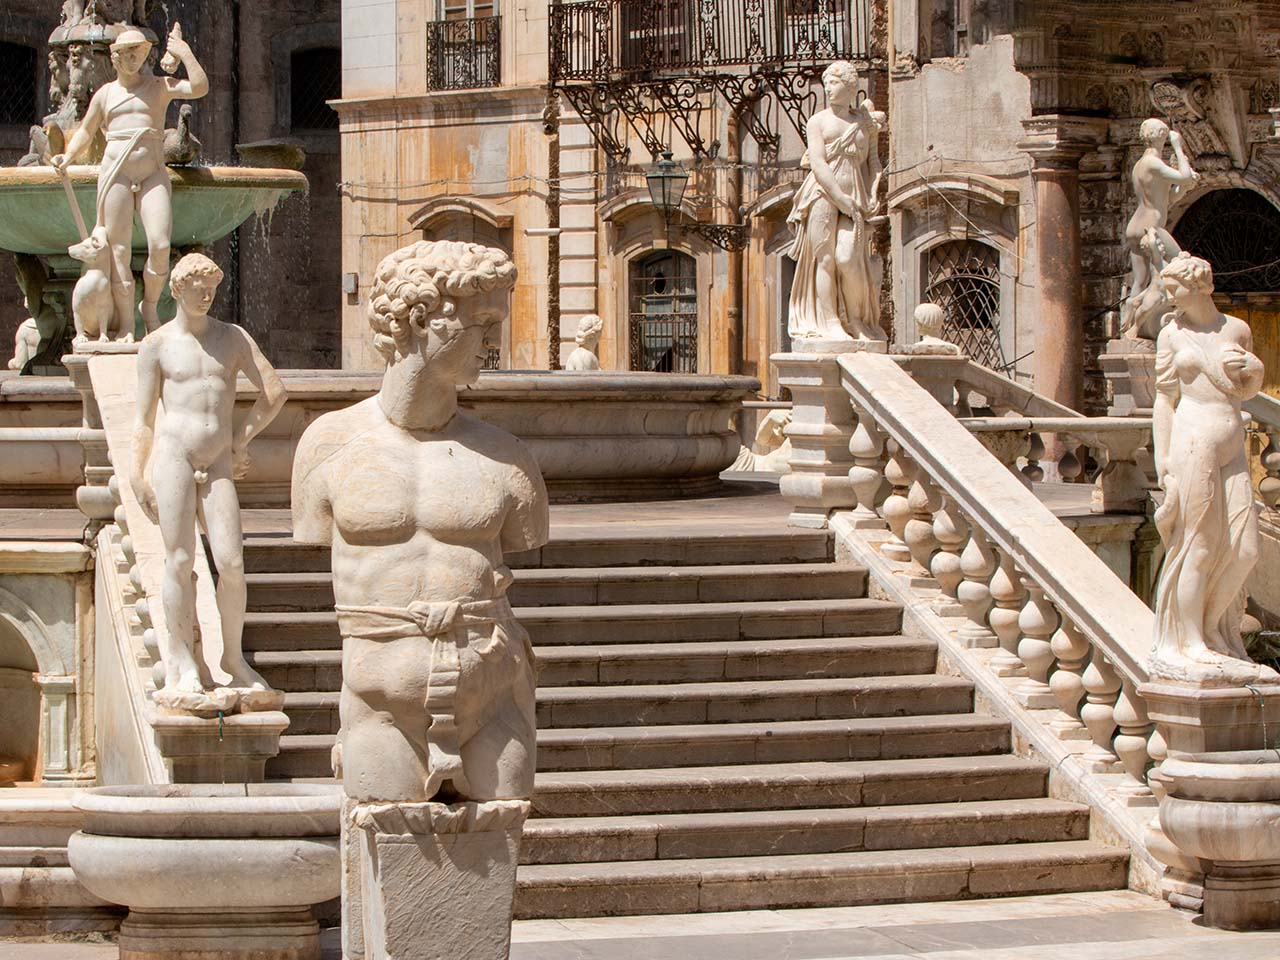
[1151,252,1278,686]
[786,60,886,346]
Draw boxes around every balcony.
[426,15,501,91]
[551,0,869,84]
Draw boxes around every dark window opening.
[629,250,698,373]
[1173,189,1280,295]
[925,239,1007,370]
[0,42,38,126]
[290,47,340,131]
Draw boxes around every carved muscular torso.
[95,77,170,180]
[292,398,548,606]
[147,320,246,472]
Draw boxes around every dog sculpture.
[68,228,120,342]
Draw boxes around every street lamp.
[645,150,689,227]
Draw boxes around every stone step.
[244,563,868,612]
[519,798,1091,864]
[512,841,1129,918]
[278,674,974,735]
[530,756,1048,818]
[535,714,1010,771]
[535,636,936,687]
[534,675,974,730]
[240,599,904,651]
[242,530,833,574]
[250,636,936,692]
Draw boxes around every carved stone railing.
[835,351,1166,878]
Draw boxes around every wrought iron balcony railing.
[552,0,869,84]
[426,15,501,91]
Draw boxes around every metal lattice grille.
[290,48,340,130]
[426,16,502,90]
[1173,189,1280,295]
[629,251,698,373]
[0,42,37,126]
[483,347,502,370]
[925,240,1006,370]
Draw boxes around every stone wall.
[0,0,342,370]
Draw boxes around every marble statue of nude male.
[132,253,286,712]
[53,24,208,337]
[292,240,548,804]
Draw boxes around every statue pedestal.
[348,799,529,960]
[1100,338,1156,417]
[773,351,859,529]
[790,337,888,356]
[146,709,290,783]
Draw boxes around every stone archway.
[0,585,73,784]
[1173,188,1280,398]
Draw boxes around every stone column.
[1017,116,1108,415]
[34,674,87,784]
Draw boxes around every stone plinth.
[146,709,290,783]
[773,352,858,528]
[68,784,341,960]
[351,799,529,960]
[1100,339,1156,417]
[1138,681,1280,757]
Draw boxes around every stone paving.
[5,892,1280,959]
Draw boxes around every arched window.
[628,250,697,372]
[290,47,340,131]
[925,239,1006,369]
[1173,189,1280,294]
[0,42,37,127]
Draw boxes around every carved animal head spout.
[367,240,517,386]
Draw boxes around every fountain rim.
[0,165,309,191]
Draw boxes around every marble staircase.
[241,525,1128,918]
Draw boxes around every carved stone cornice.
[1017,115,1111,172]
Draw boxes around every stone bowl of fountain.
[1155,749,1280,929]
[68,783,340,959]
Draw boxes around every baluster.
[1259,426,1280,510]
[847,407,887,529]
[988,549,1026,677]
[1059,442,1083,483]
[880,441,913,562]
[956,526,998,648]
[903,470,941,577]
[1113,678,1154,800]
[1146,725,1168,805]
[1022,432,1045,482]
[954,386,974,418]
[930,495,968,616]
[1080,652,1121,770]
[1048,619,1089,737]
[1015,579,1058,707]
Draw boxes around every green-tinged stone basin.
[0,165,308,256]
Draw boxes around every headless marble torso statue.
[132,252,286,713]
[292,240,548,805]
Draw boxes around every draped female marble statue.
[1151,253,1278,686]
[1121,118,1198,340]
[133,253,287,712]
[565,313,603,371]
[786,60,886,346]
[52,24,208,337]
[291,240,548,804]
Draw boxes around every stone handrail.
[838,352,1159,803]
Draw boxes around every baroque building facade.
[341,0,1280,409]
[0,0,342,369]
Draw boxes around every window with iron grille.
[290,48,340,131]
[1173,189,1280,295]
[924,239,1006,370]
[629,250,698,373]
[0,42,38,127]
[428,0,500,90]
[482,347,501,370]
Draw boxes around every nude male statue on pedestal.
[291,239,548,804]
[132,253,287,713]
[52,24,209,337]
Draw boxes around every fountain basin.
[68,784,340,959]
[0,165,308,257]
[1156,749,1280,929]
